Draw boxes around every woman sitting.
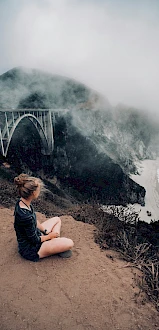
[14,173,74,262]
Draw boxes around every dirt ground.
[0,206,159,330]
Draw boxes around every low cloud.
[0,0,159,112]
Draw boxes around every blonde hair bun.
[14,174,29,187]
[14,173,44,199]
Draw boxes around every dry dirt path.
[0,207,159,330]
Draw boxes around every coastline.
[130,158,159,223]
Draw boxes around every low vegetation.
[68,203,159,309]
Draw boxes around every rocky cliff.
[1,67,158,205]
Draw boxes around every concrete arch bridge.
[0,109,66,158]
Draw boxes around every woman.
[14,173,74,262]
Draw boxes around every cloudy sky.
[0,0,159,112]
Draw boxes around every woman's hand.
[40,231,59,242]
[48,232,60,239]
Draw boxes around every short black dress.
[14,200,42,262]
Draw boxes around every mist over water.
[0,0,159,114]
[157,169,159,183]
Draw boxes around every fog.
[0,0,159,112]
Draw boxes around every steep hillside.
[114,104,159,166]
[1,67,159,174]
[1,67,159,205]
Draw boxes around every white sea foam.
[129,159,159,223]
[102,160,159,223]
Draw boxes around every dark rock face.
[51,114,146,205]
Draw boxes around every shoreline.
[130,158,159,223]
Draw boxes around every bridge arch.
[6,114,49,157]
[0,110,54,157]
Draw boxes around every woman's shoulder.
[14,200,34,220]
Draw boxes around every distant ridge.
[0,66,111,110]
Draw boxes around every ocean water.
[130,159,159,223]
[102,159,159,223]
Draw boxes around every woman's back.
[14,200,41,254]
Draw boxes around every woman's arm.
[40,231,59,242]
[23,216,42,245]
[37,219,46,233]
[24,217,58,244]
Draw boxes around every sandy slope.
[130,158,159,223]
[0,206,159,330]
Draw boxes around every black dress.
[14,200,42,262]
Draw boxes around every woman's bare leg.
[42,217,61,236]
[38,237,74,259]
